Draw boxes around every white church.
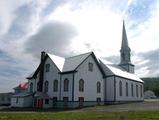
[11,22,144,108]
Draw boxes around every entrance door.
[36,99,43,108]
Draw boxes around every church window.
[122,53,125,61]
[1,97,4,101]
[128,53,131,61]
[131,83,134,97]
[119,81,122,96]
[53,97,57,107]
[79,79,84,92]
[44,81,49,93]
[140,85,143,97]
[88,62,93,72]
[53,80,58,92]
[16,97,18,103]
[97,98,101,105]
[79,97,84,107]
[7,98,10,102]
[63,97,68,107]
[136,85,138,97]
[97,82,101,93]
[126,82,128,96]
[46,64,50,72]
[64,79,69,91]
[30,82,33,93]
[45,99,49,104]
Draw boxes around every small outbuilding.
[11,93,33,107]
[0,92,13,105]
[144,90,156,99]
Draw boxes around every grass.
[1,111,159,120]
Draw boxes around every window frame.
[119,81,122,96]
[131,83,134,97]
[64,79,69,92]
[97,82,101,93]
[136,85,138,97]
[53,97,57,107]
[88,62,93,72]
[44,81,49,93]
[140,85,143,97]
[45,99,49,104]
[45,64,50,72]
[16,97,18,103]
[53,80,58,92]
[126,82,128,96]
[79,97,84,107]
[96,98,101,105]
[63,97,69,107]
[1,97,4,101]
[79,79,84,92]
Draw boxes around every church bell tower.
[119,21,135,73]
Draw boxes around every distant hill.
[142,77,159,97]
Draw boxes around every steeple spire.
[121,21,130,51]
[119,21,135,73]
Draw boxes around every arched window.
[131,83,134,96]
[97,82,101,93]
[53,80,58,92]
[79,79,84,92]
[126,82,128,96]
[64,79,69,91]
[44,81,49,93]
[30,82,33,93]
[119,81,122,96]
[140,85,143,97]
[136,85,138,97]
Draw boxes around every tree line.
[142,77,159,97]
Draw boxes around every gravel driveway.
[77,99,159,112]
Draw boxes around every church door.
[36,99,43,108]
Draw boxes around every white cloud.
[48,3,123,57]
[0,0,33,35]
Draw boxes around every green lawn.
[0,111,159,120]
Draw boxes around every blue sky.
[0,0,159,92]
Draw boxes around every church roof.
[62,52,92,72]
[27,52,93,78]
[27,51,142,83]
[47,53,65,71]
[99,60,143,83]
[13,82,29,89]
[12,93,33,97]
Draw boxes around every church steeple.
[121,21,130,52]
[119,21,135,73]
